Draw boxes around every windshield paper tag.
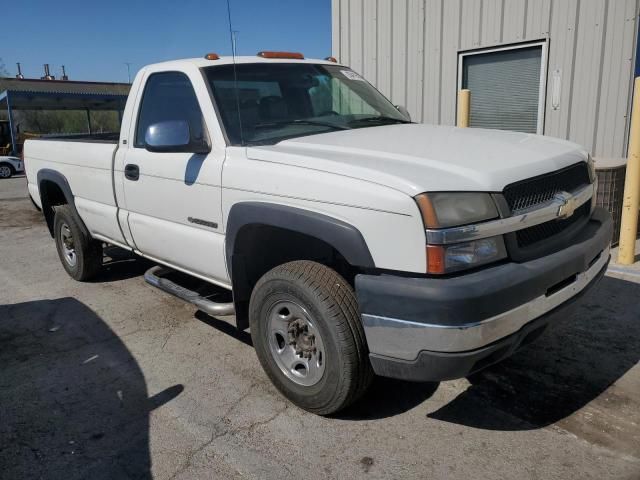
[341,70,364,81]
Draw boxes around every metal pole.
[124,63,132,84]
[6,92,17,155]
[457,89,470,128]
[86,109,92,135]
[618,77,640,264]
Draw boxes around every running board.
[144,266,235,316]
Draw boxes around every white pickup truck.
[24,52,612,414]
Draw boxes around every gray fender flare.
[37,169,90,237]
[225,201,375,274]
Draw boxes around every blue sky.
[2,0,331,83]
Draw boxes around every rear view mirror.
[396,105,411,121]
[145,120,210,154]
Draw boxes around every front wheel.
[0,163,15,179]
[249,260,373,415]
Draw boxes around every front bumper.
[355,207,612,382]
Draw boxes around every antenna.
[232,30,239,56]
[226,0,244,144]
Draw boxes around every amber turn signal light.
[257,51,304,59]
[414,193,439,228]
[204,53,220,60]
[426,245,446,274]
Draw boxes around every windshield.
[203,63,410,146]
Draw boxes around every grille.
[504,163,591,212]
[516,203,590,248]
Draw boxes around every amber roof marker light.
[204,53,220,60]
[324,56,338,63]
[257,51,305,59]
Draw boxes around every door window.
[135,72,206,148]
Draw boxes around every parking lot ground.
[1,176,639,480]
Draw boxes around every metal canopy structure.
[0,77,130,155]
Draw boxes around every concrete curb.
[606,264,640,282]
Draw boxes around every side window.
[135,72,207,148]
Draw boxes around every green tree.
[14,110,120,136]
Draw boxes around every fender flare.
[225,202,376,274]
[37,169,89,237]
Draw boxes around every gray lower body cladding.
[355,207,613,382]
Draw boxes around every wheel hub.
[267,300,325,386]
[287,319,316,359]
[0,165,10,178]
[60,223,77,267]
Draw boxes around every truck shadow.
[427,275,640,430]
[338,377,440,419]
[91,246,154,283]
[0,298,183,480]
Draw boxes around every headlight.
[427,237,507,274]
[415,192,498,228]
[415,192,506,274]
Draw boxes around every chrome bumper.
[362,246,609,361]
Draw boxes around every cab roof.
[144,56,345,70]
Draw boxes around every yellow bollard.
[457,89,471,128]
[618,77,640,264]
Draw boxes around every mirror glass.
[145,120,198,152]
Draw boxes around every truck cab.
[24,52,612,415]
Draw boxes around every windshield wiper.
[254,119,351,131]
[349,116,412,126]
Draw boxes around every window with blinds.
[460,44,545,134]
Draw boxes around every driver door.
[120,70,228,285]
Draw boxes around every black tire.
[53,205,103,281]
[0,162,15,179]
[249,260,373,415]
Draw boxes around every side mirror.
[396,105,411,122]
[144,120,210,154]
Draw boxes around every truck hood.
[246,124,587,195]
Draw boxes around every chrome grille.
[516,203,590,248]
[504,163,591,212]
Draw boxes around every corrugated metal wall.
[332,0,640,159]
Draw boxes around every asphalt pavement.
[1,175,639,479]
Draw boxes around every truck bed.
[25,136,123,244]
[30,132,120,144]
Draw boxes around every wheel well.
[39,180,68,236]
[230,224,360,330]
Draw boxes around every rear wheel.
[0,163,15,179]
[53,205,103,281]
[249,260,373,415]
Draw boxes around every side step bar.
[144,266,235,316]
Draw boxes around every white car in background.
[0,156,24,179]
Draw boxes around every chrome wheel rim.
[60,223,77,267]
[267,300,326,386]
[0,166,11,178]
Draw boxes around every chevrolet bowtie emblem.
[554,191,578,218]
